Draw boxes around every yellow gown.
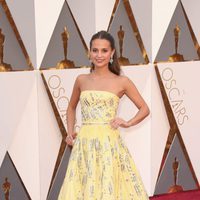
[58,90,149,200]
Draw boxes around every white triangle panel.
[95,0,116,32]
[8,71,39,200]
[151,66,170,195]
[0,72,36,166]
[37,71,64,200]
[34,0,65,68]
[67,0,96,48]
[152,0,179,61]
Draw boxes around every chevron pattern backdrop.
[0,0,200,199]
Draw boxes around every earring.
[89,58,93,65]
[110,57,113,64]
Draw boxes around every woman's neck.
[92,66,111,77]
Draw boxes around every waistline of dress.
[82,122,110,126]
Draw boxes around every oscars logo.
[47,74,69,126]
[161,67,189,126]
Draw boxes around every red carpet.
[150,189,200,200]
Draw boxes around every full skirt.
[58,125,149,200]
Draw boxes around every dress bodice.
[80,90,119,124]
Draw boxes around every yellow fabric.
[58,90,149,200]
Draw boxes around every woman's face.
[90,38,115,69]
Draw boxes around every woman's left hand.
[110,117,130,129]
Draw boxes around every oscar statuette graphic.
[168,157,183,193]
[168,25,184,62]
[56,26,75,69]
[0,28,12,72]
[117,25,130,65]
[2,177,11,200]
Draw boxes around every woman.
[58,30,150,199]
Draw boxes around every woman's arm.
[65,75,81,145]
[110,76,150,129]
[124,77,150,127]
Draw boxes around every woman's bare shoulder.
[117,74,131,83]
[76,73,90,82]
[117,75,136,91]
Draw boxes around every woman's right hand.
[65,132,77,146]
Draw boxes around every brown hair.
[89,30,120,75]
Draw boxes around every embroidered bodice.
[80,90,120,124]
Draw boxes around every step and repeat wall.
[0,0,200,199]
